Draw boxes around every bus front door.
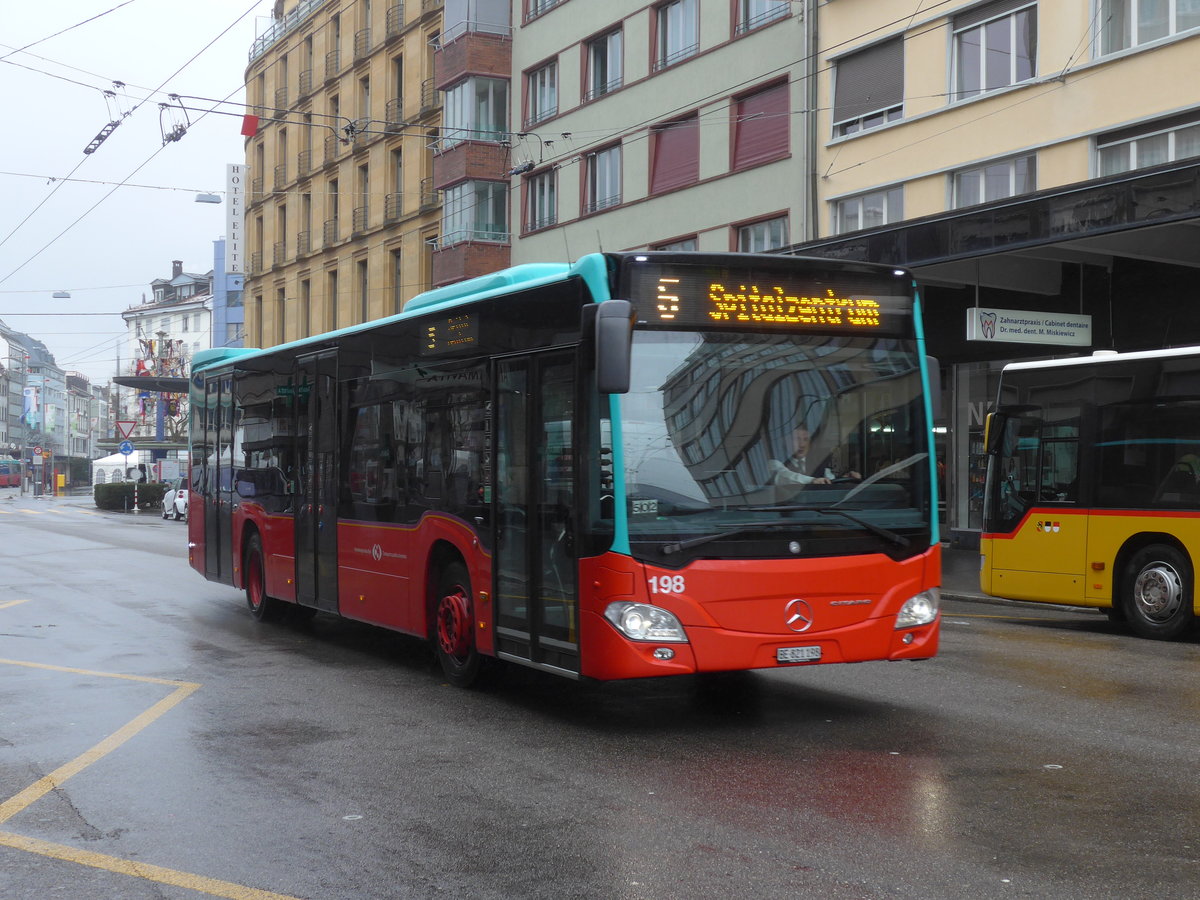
[203,373,236,584]
[294,351,339,612]
[494,353,579,676]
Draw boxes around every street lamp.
[52,291,71,299]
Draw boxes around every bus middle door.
[294,351,340,613]
[494,353,579,676]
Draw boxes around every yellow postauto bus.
[980,347,1200,640]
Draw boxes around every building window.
[300,278,311,337]
[1100,0,1200,54]
[650,115,699,194]
[952,154,1037,207]
[833,38,903,136]
[525,169,557,231]
[737,215,788,252]
[584,145,622,213]
[442,181,509,245]
[526,61,558,127]
[732,81,789,170]
[735,0,788,35]
[1097,111,1200,175]
[357,259,369,323]
[443,77,509,148]
[655,0,699,71]
[654,236,698,251]
[834,186,904,234]
[953,0,1037,101]
[585,28,623,101]
[526,0,565,21]
[390,250,403,315]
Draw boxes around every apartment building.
[243,0,445,345]
[790,0,1200,544]
[507,0,816,262]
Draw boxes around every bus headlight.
[896,588,940,629]
[604,602,688,642]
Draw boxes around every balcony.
[251,175,265,200]
[298,149,312,177]
[273,241,288,267]
[248,0,327,63]
[432,140,509,190]
[325,49,341,81]
[422,0,443,15]
[434,27,512,91]
[385,192,403,221]
[419,78,440,116]
[352,206,368,235]
[355,28,373,60]
[323,218,339,245]
[274,162,288,188]
[274,86,288,109]
[419,177,439,211]
[432,240,509,288]
[299,69,313,96]
[249,251,262,275]
[386,98,405,130]
[325,133,344,165]
[386,3,405,38]
[297,230,311,256]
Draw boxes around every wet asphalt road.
[1,490,1198,899]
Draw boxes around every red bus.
[187,252,941,685]
[0,462,16,488]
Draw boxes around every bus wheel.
[1122,544,1195,640]
[433,562,481,687]
[245,534,282,622]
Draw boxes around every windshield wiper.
[660,523,787,556]
[814,508,910,548]
[736,504,911,548]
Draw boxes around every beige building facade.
[243,0,446,348]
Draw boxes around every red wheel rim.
[436,586,471,660]
[247,555,264,610]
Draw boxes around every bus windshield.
[620,329,931,558]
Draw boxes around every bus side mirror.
[594,299,634,394]
[984,411,1007,453]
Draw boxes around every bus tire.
[245,533,283,622]
[1121,544,1195,640]
[432,561,481,687]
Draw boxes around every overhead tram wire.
[0,0,141,61]
[0,0,264,288]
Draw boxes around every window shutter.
[650,116,700,194]
[954,0,1035,30]
[833,37,903,125]
[732,82,789,170]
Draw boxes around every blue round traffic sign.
[119,440,134,456]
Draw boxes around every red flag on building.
[240,114,259,136]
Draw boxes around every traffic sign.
[116,420,136,440]
[119,440,134,456]
[33,445,42,456]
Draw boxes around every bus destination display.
[627,264,909,333]
[422,312,480,355]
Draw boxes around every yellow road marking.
[0,659,304,899]
[0,831,304,900]
[0,598,32,610]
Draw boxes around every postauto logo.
[1035,520,1061,533]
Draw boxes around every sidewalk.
[941,544,988,602]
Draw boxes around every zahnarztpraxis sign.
[966,307,1092,346]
